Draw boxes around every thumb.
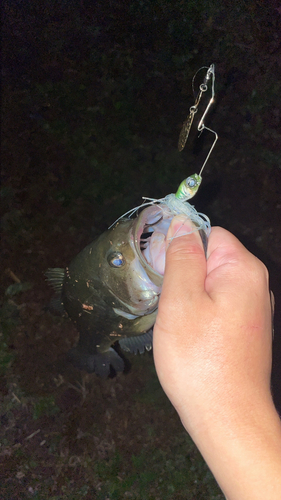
[163,215,207,301]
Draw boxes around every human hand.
[153,217,281,499]
[154,217,273,425]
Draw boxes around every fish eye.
[108,252,126,268]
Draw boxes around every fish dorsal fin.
[45,268,65,293]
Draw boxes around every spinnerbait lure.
[110,63,218,239]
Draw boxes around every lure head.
[175,173,202,201]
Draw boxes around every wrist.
[179,394,281,500]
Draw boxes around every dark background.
[1,1,281,498]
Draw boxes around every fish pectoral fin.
[67,346,124,377]
[119,330,153,354]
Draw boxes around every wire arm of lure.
[198,125,218,177]
[109,65,217,230]
[197,64,218,177]
[197,63,215,133]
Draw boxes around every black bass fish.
[46,186,210,377]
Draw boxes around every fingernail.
[167,215,195,240]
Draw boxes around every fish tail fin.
[67,347,124,378]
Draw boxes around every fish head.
[68,201,209,321]
[97,214,163,317]
[98,204,178,317]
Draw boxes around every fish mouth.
[132,205,173,287]
[131,203,209,287]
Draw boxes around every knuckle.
[247,256,269,287]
